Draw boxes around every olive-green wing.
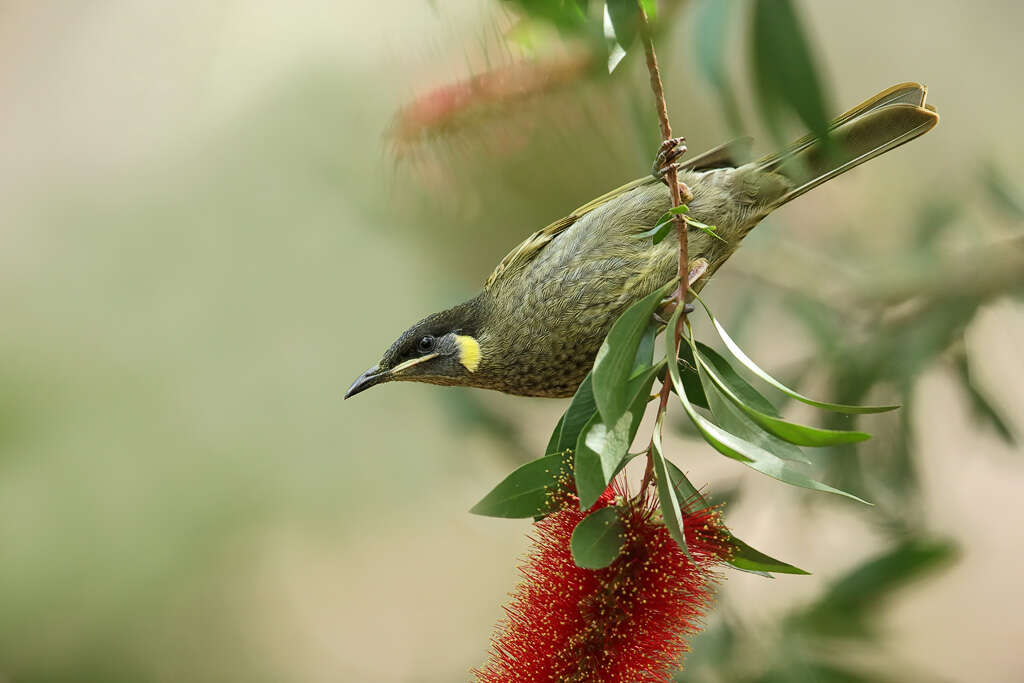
[483,140,750,290]
[484,175,657,289]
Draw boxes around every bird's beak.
[345,364,385,399]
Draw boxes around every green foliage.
[503,0,590,32]
[592,279,675,425]
[652,417,690,557]
[750,0,833,145]
[570,506,626,568]
[663,459,808,575]
[668,306,871,504]
[692,0,743,133]
[470,451,573,518]
[547,373,597,453]
[697,344,870,447]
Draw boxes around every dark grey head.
[345,296,485,399]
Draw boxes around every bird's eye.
[417,335,436,354]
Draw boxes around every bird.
[346,83,938,400]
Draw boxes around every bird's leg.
[652,258,709,324]
[651,136,687,181]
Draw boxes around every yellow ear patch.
[454,335,481,372]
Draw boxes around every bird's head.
[345,297,485,399]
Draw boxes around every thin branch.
[638,5,691,490]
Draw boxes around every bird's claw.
[653,300,695,326]
[652,137,687,180]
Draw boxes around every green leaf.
[470,452,572,518]
[506,0,588,32]
[570,506,625,569]
[817,539,956,611]
[728,537,810,575]
[692,341,811,464]
[665,311,869,504]
[750,0,832,145]
[698,362,813,464]
[603,3,628,72]
[638,0,657,20]
[576,364,660,508]
[701,300,898,414]
[636,205,688,244]
[651,415,690,557]
[953,346,1015,444]
[552,373,598,453]
[698,346,871,447]
[605,0,640,50]
[686,217,727,243]
[545,412,566,455]
[592,280,676,425]
[692,0,743,133]
[981,161,1024,219]
[675,343,709,409]
[663,459,808,575]
[796,539,957,637]
[632,321,658,375]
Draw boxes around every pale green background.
[0,2,1021,681]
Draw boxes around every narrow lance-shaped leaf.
[605,0,640,51]
[692,0,743,133]
[592,279,676,425]
[665,311,869,504]
[696,296,899,413]
[662,459,808,575]
[551,373,598,453]
[470,451,573,518]
[651,413,690,558]
[545,412,566,455]
[750,0,833,146]
[635,205,688,244]
[570,506,626,569]
[954,345,1016,445]
[675,342,710,409]
[697,345,871,446]
[603,2,627,72]
[700,376,811,464]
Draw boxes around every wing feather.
[483,140,749,289]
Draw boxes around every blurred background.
[1,1,1022,681]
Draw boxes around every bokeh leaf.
[692,0,743,133]
[750,0,832,144]
[606,0,640,51]
[953,345,1016,444]
[981,161,1024,219]
[504,0,589,32]
[571,506,625,569]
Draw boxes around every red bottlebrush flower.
[389,50,594,156]
[475,485,728,683]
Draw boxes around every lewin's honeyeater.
[346,83,938,399]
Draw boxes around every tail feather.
[757,83,938,206]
